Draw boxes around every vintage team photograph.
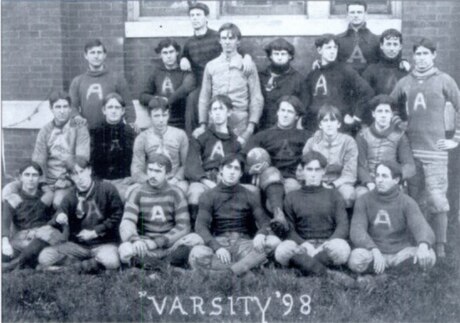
[1,0,460,322]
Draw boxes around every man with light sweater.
[348,161,436,275]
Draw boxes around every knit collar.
[269,63,291,75]
[146,180,169,192]
[347,22,369,34]
[319,60,339,70]
[372,184,400,201]
[369,122,395,138]
[301,184,324,193]
[208,125,234,140]
[412,66,438,79]
[86,68,108,77]
[378,49,402,67]
[19,188,41,200]
[217,182,239,192]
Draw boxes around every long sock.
[289,253,327,276]
[231,249,267,276]
[432,212,448,244]
[265,183,285,212]
[17,239,49,268]
[314,250,334,267]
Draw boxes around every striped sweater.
[120,181,190,248]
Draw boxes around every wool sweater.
[32,120,90,185]
[356,123,415,184]
[185,126,241,182]
[120,181,190,248]
[350,186,435,254]
[284,185,349,243]
[195,183,270,251]
[90,120,136,180]
[390,67,460,163]
[69,68,135,129]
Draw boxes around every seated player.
[38,156,123,273]
[302,104,358,208]
[348,161,436,275]
[274,151,353,285]
[188,154,280,276]
[355,95,415,197]
[3,90,90,209]
[185,95,242,226]
[91,93,136,201]
[140,38,196,130]
[2,161,65,272]
[244,95,312,236]
[119,153,202,269]
[131,97,189,193]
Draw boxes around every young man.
[194,23,264,144]
[244,96,312,236]
[3,91,90,208]
[348,161,436,275]
[2,162,65,272]
[258,38,305,130]
[355,95,415,197]
[302,104,358,208]
[336,1,379,74]
[303,34,374,132]
[69,39,136,130]
[189,154,280,276]
[185,95,242,226]
[119,153,202,268]
[390,38,460,257]
[90,93,136,201]
[140,38,196,130]
[131,97,189,193]
[38,156,123,273]
[274,151,353,285]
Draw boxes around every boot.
[169,245,192,269]
[289,253,327,276]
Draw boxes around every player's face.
[209,101,230,125]
[319,113,340,136]
[414,46,436,70]
[219,30,240,55]
[160,45,179,68]
[318,40,338,63]
[103,98,125,124]
[147,163,168,188]
[277,102,298,128]
[150,109,169,132]
[270,50,291,66]
[70,165,93,192]
[380,37,402,59]
[51,99,72,126]
[84,45,106,70]
[20,166,40,193]
[372,104,393,129]
[220,159,242,186]
[189,9,207,31]
[303,160,325,187]
[347,4,366,26]
[375,164,399,193]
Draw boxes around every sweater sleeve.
[69,76,82,118]
[198,64,213,124]
[443,75,460,143]
[184,137,206,182]
[301,138,314,156]
[139,71,158,107]
[119,188,141,242]
[117,74,136,124]
[2,201,14,238]
[361,66,376,91]
[284,194,306,245]
[404,195,435,247]
[32,127,49,180]
[329,190,349,240]
[93,182,124,238]
[75,125,91,161]
[390,80,408,121]
[168,72,196,105]
[333,137,358,188]
[173,131,189,180]
[350,196,378,250]
[195,193,222,251]
[131,134,149,184]
[397,134,416,180]
[248,190,270,235]
[247,62,264,125]
[356,132,373,184]
[348,68,375,121]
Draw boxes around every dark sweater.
[351,186,435,254]
[51,180,123,245]
[284,185,349,243]
[90,121,136,180]
[195,183,270,251]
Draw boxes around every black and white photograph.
[1,0,460,322]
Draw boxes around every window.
[139,0,190,17]
[221,1,307,16]
[331,0,392,15]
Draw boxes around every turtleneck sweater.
[284,185,349,244]
[351,185,435,254]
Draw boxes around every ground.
[3,221,460,323]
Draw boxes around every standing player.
[390,38,460,257]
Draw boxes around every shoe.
[326,269,357,289]
[169,245,192,269]
[132,255,167,272]
[357,273,388,293]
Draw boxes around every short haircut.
[380,28,403,44]
[219,153,245,170]
[317,103,342,123]
[19,160,43,177]
[315,34,339,49]
[49,90,71,108]
[103,92,125,108]
[376,160,402,181]
[148,96,170,113]
[147,153,172,173]
[155,38,181,54]
[188,2,209,16]
[347,1,367,11]
[277,95,304,116]
[264,38,295,58]
[369,94,396,111]
[209,95,233,111]
[218,23,242,40]
[84,39,107,53]
[301,151,328,168]
[413,38,436,53]
[66,155,91,174]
